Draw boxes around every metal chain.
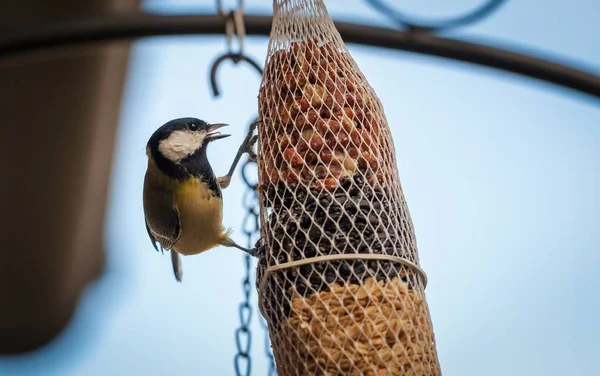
[237,119,276,376]
[212,4,274,374]
[216,0,246,56]
[234,253,252,376]
[234,155,256,376]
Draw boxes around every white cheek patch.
[158,129,206,163]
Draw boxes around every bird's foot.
[243,135,258,161]
[220,237,258,257]
[218,175,231,189]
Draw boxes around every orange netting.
[255,1,441,374]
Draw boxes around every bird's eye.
[189,123,198,131]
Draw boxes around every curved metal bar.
[210,52,264,97]
[364,0,509,31]
[1,13,599,101]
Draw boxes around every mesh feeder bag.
[256,1,441,374]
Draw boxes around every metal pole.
[0,13,599,101]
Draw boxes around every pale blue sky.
[1,1,599,375]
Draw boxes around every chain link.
[235,153,256,376]
[212,4,274,372]
[234,250,252,376]
[235,119,275,376]
[242,145,277,376]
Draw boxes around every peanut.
[271,277,439,375]
[282,147,303,167]
[259,40,389,189]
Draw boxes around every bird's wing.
[145,221,177,252]
[144,198,183,282]
[143,167,184,282]
[143,177,181,252]
[144,206,181,252]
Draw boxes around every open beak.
[206,123,230,141]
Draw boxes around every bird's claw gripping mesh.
[255,1,441,374]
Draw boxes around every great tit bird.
[143,117,258,282]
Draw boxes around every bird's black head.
[147,117,230,179]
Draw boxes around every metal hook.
[216,0,245,16]
[217,0,246,55]
[225,11,235,53]
[210,52,263,97]
[232,7,246,55]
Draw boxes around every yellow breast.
[173,178,227,255]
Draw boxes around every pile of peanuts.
[259,40,385,191]
[270,277,440,376]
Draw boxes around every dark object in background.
[0,0,138,353]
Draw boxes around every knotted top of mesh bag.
[266,0,345,49]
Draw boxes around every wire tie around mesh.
[258,253,428,302]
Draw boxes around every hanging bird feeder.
[255,1,440,374]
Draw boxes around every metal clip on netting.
[255,0,442,374]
